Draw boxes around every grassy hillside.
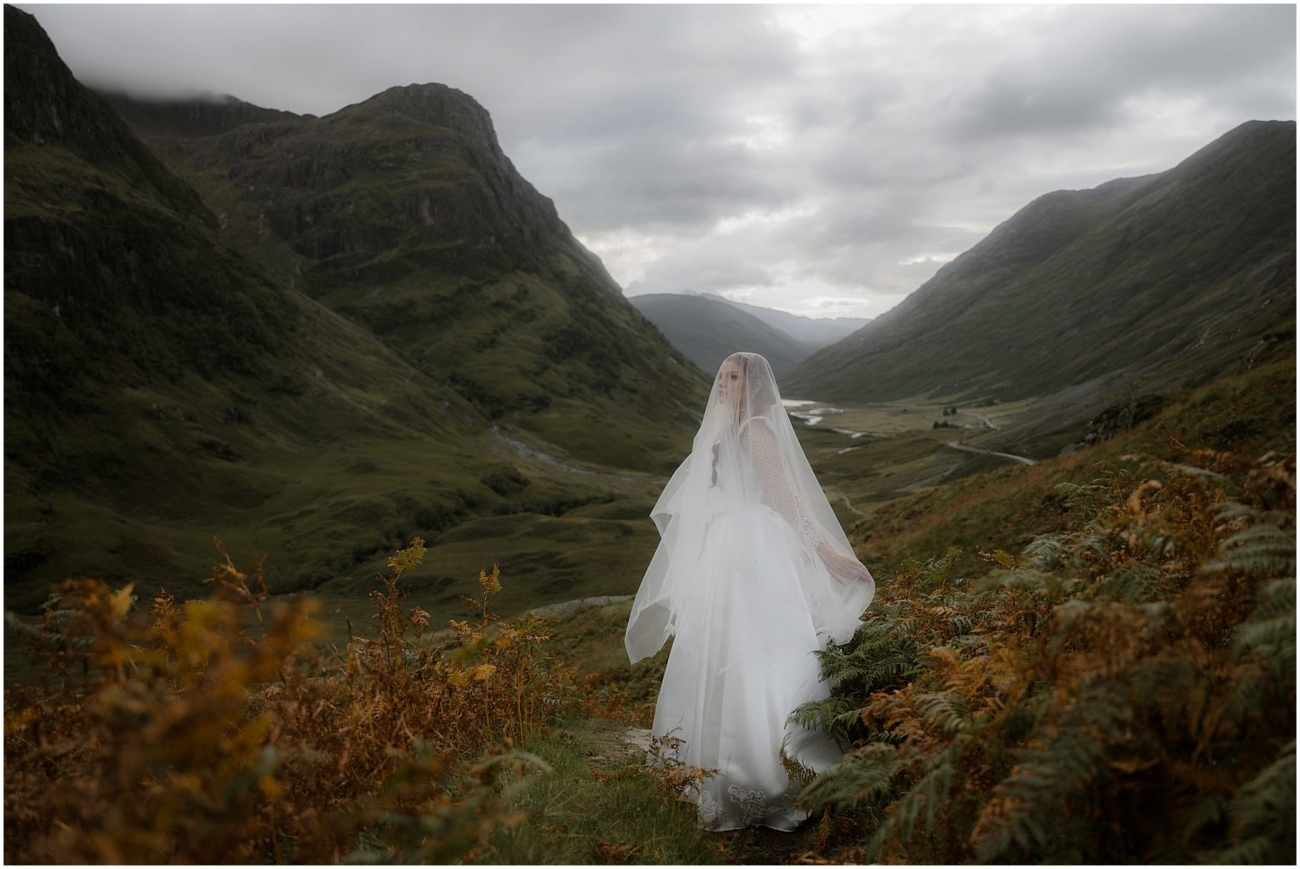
[786,121,1296,405]
[6,294,1291,864]
[790,351,1296,863]
[845,354,1294,578]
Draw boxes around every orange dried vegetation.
[4,538,581,864]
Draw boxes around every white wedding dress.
[626,353,875,831]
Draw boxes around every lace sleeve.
[741,419,823,551]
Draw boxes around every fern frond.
[1181,793,1227,847]
[789,694,861,734]
[799,742,909,813]
[1208,741,1295,865]
[1233,577,1296,656]
[972,682,1133,861]
[914,691,972,736]
[1203,524,1296,577]
[866,737,963,860]
[990,568,1064,600]
[780,738,818,789]
[1022,536,1070,571]
[1090,564,1164,604]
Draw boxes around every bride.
[625,352,875,831]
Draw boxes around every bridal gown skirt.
[652,506,843,831]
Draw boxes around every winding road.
[945,440,1036,466]
[825,488,868,518]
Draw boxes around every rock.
[1083,394,1166,445]
[528,595,633,619]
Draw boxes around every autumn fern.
[1208,741,1296,865]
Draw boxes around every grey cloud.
[956,75,1127,140]
[21,3,1295,321]
[626,246,775,297]
[530,132,798,233]
[948,5,1295,143]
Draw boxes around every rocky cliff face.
[108,83,583,277]
[4,7,205,216]
[4,3,288,343]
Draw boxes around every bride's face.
[715,359,745,405]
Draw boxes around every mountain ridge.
[102,83,708,472]
[785,120,1296,405]
[698,292,870,346]
[628,291,871,377]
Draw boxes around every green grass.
[477,717,726,865]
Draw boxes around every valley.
[3,4,1293,864]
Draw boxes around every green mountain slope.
[628,292,816,375]
[3,5,677,617]
[784,121,1296,403]
[3,4,496,605]
[102,87,707,473]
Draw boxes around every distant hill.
[784,121,1296,404]
[101,84,706,474]
[629,292,871,376]
[628,293,816,375]
[700,293,869,346]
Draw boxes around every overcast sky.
[21,3,1297,320]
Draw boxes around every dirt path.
[825,488,868,519]
[528,595,633,619]
[945,440,1035,466]
[489,425,666,489]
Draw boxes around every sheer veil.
[626,352,876,663]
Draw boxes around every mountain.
[100,86,706,473]
[784,121,1296,404]
[3,4,499,605]
[628,293,816,375]
[3,4,696,614]
[700,293,869,346]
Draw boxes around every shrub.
[800,450,1296,863]
[3,538,582,863]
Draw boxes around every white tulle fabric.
[626,352,876,831]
